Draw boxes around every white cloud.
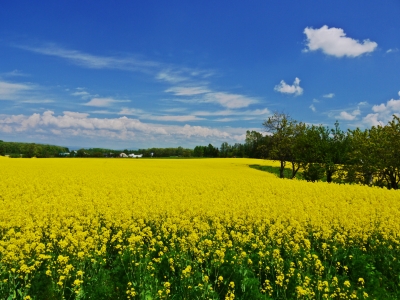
[118,108,203,122]
[203,92,258,108]
[336,111,356,121]
[363,98,400,126]
[146,115,203,122]
[304,25,377,57]
[309,104,316,112]
[2,69,29,77]
[0,81,32,100]
[335,108,361,121]
[313,98,320,103]
[19,44,159,72]
[372,99,400,113]
[274,77,303,96]
[71,91,90,97]
[165,86,210,96]
[156,70,188,83]
[63,111,90,119]
[398,91,400,97]
[84,97,130,107]
[358,101,368,106]
[386,48,398,53]
[215,118,235,122]
[118,108,145,115]
[0,110,246,145]
[194,108,269,117]
[362,114,381,126]
[89,110,114,115]
[21,99,54,104]
[162,108,187,113]
[323,93,335,98]
[166,84,258,109]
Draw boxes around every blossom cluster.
[0,157,399,299]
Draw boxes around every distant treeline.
[0,141,69,158]
[72,141,260,159]
[2,113,399,189]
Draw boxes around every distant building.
[119,153,128,158]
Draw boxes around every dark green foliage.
[302,163,325,182]
[0,141,68,158]
[256,114,400,188]
[193,144,220,158]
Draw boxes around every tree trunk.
[326,170,333,183]
[280,160,285,178]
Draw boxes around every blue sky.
[1,1,399,149]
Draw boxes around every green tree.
[245,130,264,158]
[345,127,379,185]
[220,142,231,158]
[297,125,327,182]
[76,149,86,157]
[262,112,297,178]
[317,121,349,183]
[380,115,400,189]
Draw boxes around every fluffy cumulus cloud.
[335,108,361,121]
[304,25,377,57]
[0,111,246,145]
[274,77,303,96]
[363,98,400,126]
[336,111,356,121]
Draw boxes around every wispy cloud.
[165,86,210,96]
[214,118,236,122]
[156,70,189,83]
[274,77,303,96]
[167,86,259,109]
[21,99,54,104]
[203,92,258,109]
[323,93,335,98]
[146,115,203,122]
[118,108,145,115]
[1,69,30,77]
[84,97,130,107]
[309,104,316,112]
[118,108,203,122]
[386,48,398,54]
[18,44,160,72]
[71,91,90,97]
[0,81,33,100]
[194,108,269,117]
[303,25,377,57]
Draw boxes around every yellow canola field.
[0,158,399,299]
